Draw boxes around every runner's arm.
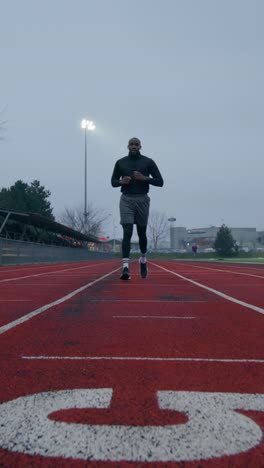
[145,160,164,187]
[111,161,122,187]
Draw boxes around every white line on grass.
[22,355,264,363]
[0,267,120,335]
[150,262,264,315]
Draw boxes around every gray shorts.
[119,194,150,226]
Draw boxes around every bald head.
[128,137,141,153]
[128,137,141,145]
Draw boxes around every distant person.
[192,244,198,255]
[111,137,164,280]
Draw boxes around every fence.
[0,238,115,266]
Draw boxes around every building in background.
[170,226,264,252]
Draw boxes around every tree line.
[0,179,170,245]
[0,179,108,237]
[0,180,54,219]
[0,180,238,255]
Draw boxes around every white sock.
[140,254,147,264]
[122,258,129,269]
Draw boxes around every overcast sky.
[1,0,263,238]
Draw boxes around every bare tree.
[59,203,109,237]
[0,106,7,141]
[148,210,168,250]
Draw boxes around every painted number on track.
[0,389,264,462]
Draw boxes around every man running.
[111,137,164,280]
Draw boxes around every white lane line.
[150,262,264,316]
[22,355,264,363]
[0,300,32,302]
[7,283,96,287]
[0,267,120,335]
[110,282,188,285]
[186,262,264,272]
[0,264,66,273]
[0,262,116,283]
[175,262,264,279]
[6,283,76,286]
[7,279,107,286]
[113,316,195,319]
[89,300,206,303]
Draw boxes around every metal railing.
[0,238,115,266]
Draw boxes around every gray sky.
[1,0,264,238]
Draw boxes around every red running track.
[0,259,264,467]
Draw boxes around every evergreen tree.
[214,224,238,257]
[0,180,54,220]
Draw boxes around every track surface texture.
[0,259,264,467]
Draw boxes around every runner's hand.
[133,171,145,181]
[121,176,132,185]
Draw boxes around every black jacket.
[111,152,164,195]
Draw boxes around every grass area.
[130,252,264,264]
[215,257,264,264]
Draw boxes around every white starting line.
[113,315,195,319]
[22,355,264,363]
[89,299,207,303]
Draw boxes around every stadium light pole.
[112,216,117,252]
[81,119,96,232]
[168,217,176,251]
[108,213,117,252]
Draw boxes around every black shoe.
[120,267,131,280]
[139,261,148,279]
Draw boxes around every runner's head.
[128,137,141,154]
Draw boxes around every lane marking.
[188,262,264,272]
[150,262,264,315]
[0,267,120,335]
[1,389,264,461]
[175,262,264,279]
[89,300,206,303]
[110,283,194,286]
[6,283,96,286]
[0,264,66,273]
[113,315,195,319]
[5,283,80,286]
[0,262,117,283]
[0,299,32,302]
[0,298,201,307]
[22,356,264,363]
